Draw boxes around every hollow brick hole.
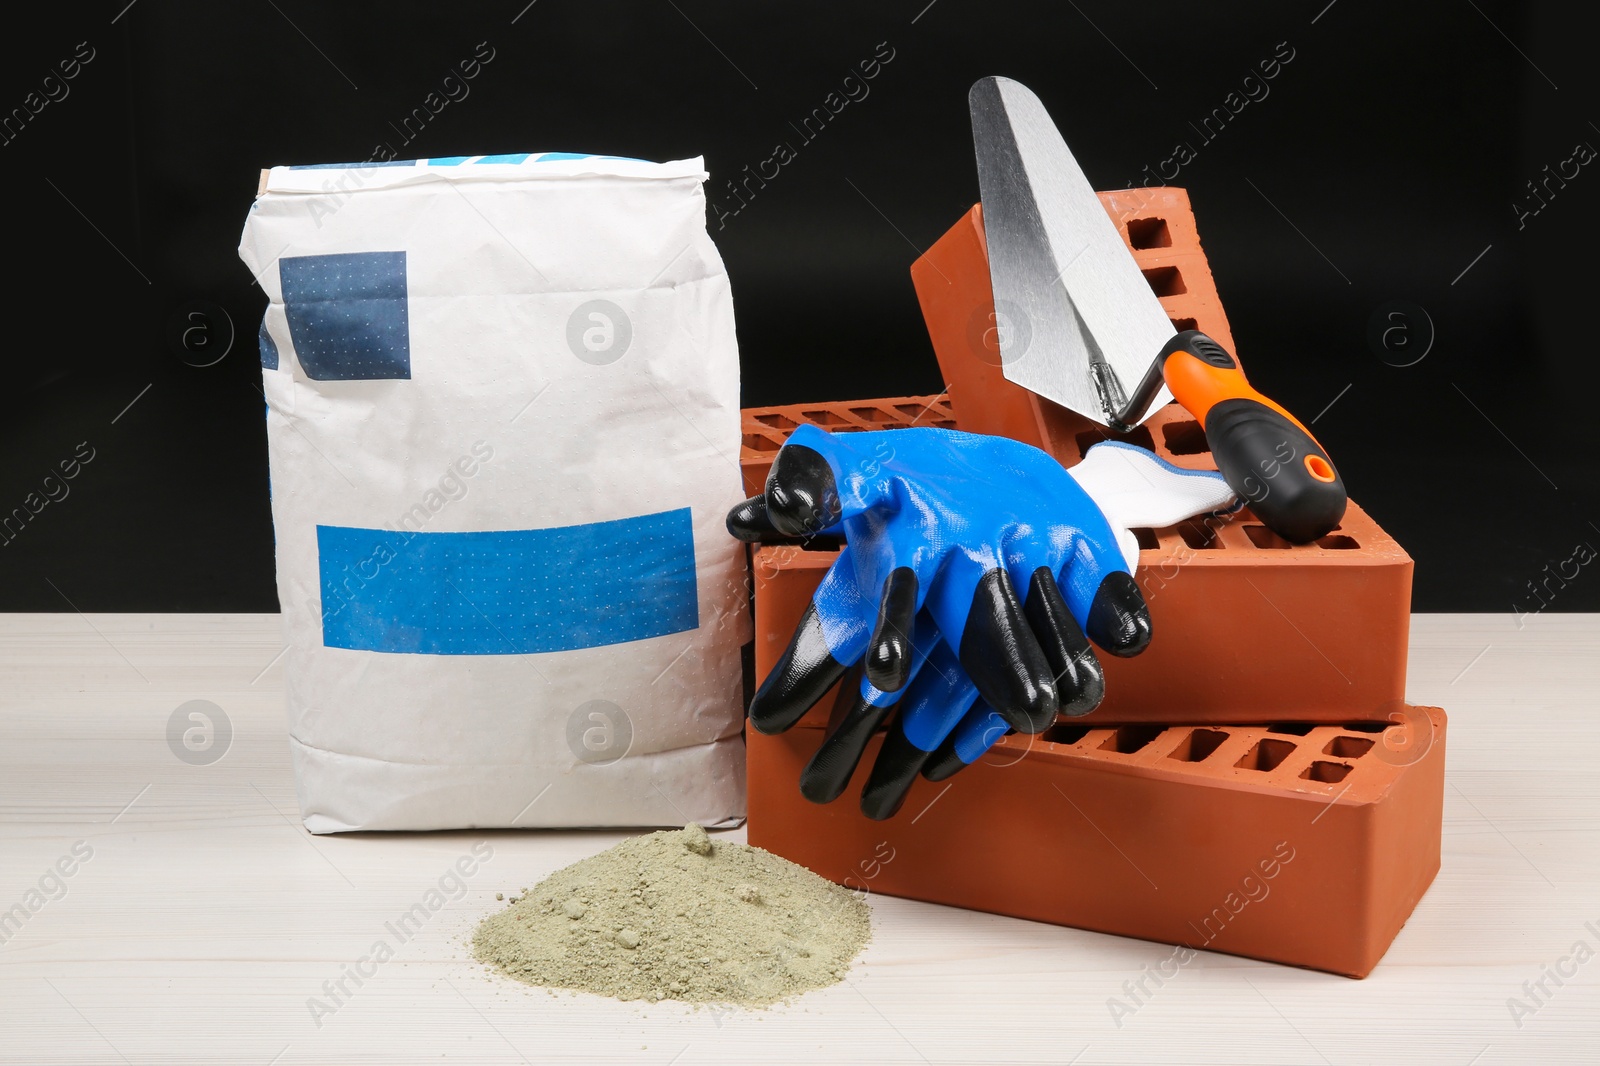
[1325,736,1375,759]
[1099,724,1165,754]
[1127,217,1172,249]
[1235,738,1296,772]
[1300,760,1353,784]
[1167,728,1229,763]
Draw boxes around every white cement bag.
[238,153,748,833]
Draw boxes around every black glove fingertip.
[765,444,842,539]
[1085,571,1152,657]
[798,690,897,805]
[864,567,918,694]
[959,568,1058,733]
[726,495,774,541]
[1025,566,1106,717]
[748,604,849,735]
[859,724,932,821]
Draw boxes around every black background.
[1,0,1595,613]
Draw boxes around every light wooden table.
[1,614,1595,1065]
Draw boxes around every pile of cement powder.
[471,824,871,1007]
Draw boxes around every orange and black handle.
[1114,330,1346,544]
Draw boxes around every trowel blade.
[969,76,1174,426]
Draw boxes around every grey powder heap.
[472,825,871,1007]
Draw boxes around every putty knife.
[969,76,1346,544]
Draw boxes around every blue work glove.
[886,441,1243,797]
[728,427,1199,817]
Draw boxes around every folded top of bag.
[261,153,707,196]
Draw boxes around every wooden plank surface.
[1,613,1595,1064]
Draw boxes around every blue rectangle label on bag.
[317,509,699,654]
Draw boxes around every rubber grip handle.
[1159,331,1347,544]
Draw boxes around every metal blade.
[970,76,1174,426]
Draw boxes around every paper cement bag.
[238,153,749,833]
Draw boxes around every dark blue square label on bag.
[280,251,411,380]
